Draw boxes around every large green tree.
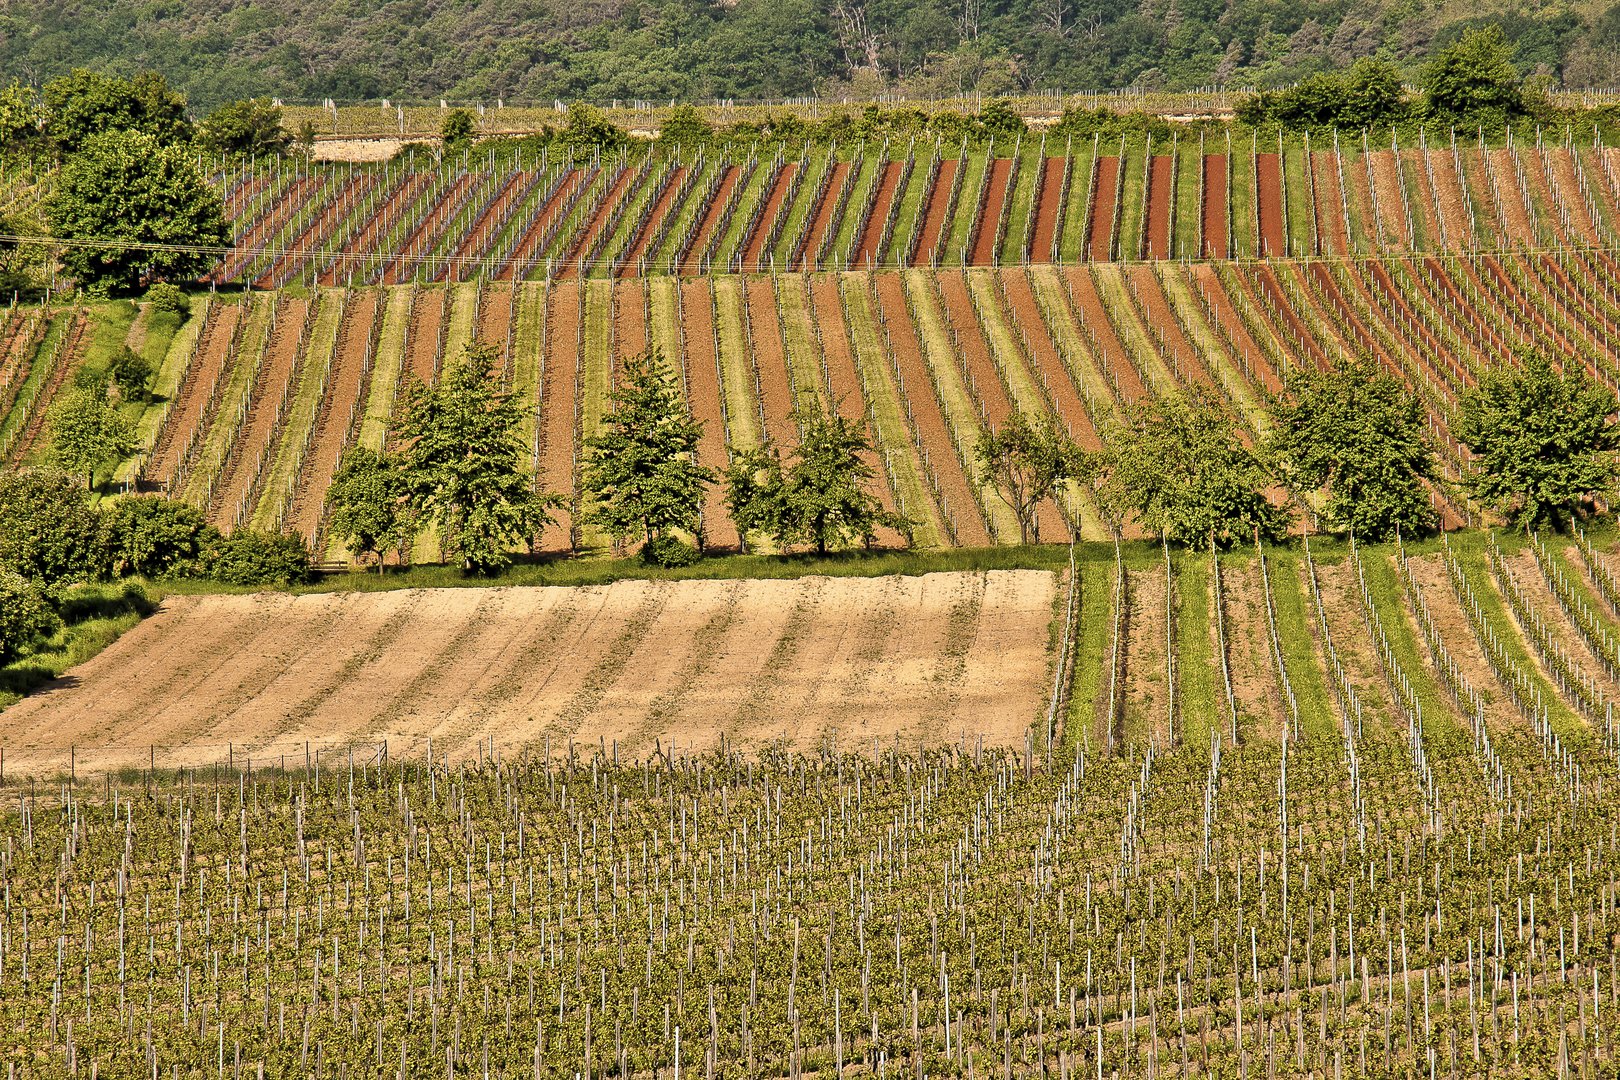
[1424,25,1527,124]
[0,570,60,663]
[1455,352,1619,529]
[1268,359,1439,541]
[393,343,560,575]
[1105,386,1288,546]
[725,407,907,554]
[49,386,137,488]
[198,98,292,157]
[584,348,714,553]
[42,69,191,156]
[325,447,418,573]
[46,130,228,292]
[975,412,1097,545]
[0,470,105,588]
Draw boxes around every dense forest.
[1,0,1618,110]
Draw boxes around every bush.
[0,470,106,587]
[103,496,211,578]
[109,345,154,401]
[143,281,189,317]
[642,535,702,568]
[0,571,61,663]
[199,530,313,586]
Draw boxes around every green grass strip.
[440,282,480,364]
[359,287,415,450]
[117,305,206,484]
[826,156,879,266]
[1263,548,1342,743]
[942,150,989,265]
[883,155,930,267]
[1057,145,1096,264]
[1156,268,1269,433]
[1062,555,1115,753]
[645,278,686,404]
[710,277,764,452]
[1115,147,1148,262]
[774,277,828,413]
[1026,268,1119,422]
[1173,147,1202,262]
[836,276,944,548]
[998,146,1041,265]
[1229,145,1257,259]
[1174,552,1222,753]
[1358,547,1468,749]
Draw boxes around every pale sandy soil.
[0,571,1057,774]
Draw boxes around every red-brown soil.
[555,166,636,279]
[869,274,993,547]
[617,166,689,276]
[1399,151,1447,252]
[1129,265,1215,394]
[677,279,735,546]
[440,171,528,282]
[1426,149,1476,252]
[1061,268,1148,400]
[380,173,477,285]
[739,163,797,271]
[146,303,244,489]
[536,282,581,552]
[207,298,313,528]
[744,278,797,447]
[969,158,1013,266]
[285,292,379,544]
[611,279,648,373]
[910,159,959,266]
[1544,148,1602,245]
[1255,152,1285,256]
[1202,154,1228,258]
[1144,155,1175,260]
[1187,265,1282,394]
[316,170,434,286]
[999,273,1104,451]
[678,164,741,273]
[795,161,852,271]
[1028,157,1067,263]
[1520,147,1575,246]
[848,161,902,268]
[213,176,321,283]
[1364,150,1411,250]
[495,168,586,281]
[255,172,379,288]
[935,273,1013,423]
[1342,151,1384,251]
[1309,152,1349,257]
[1086,158,1119,261]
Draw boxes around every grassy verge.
[998,146,1041,265]
[646,278,686,403]
[117,306,204,484]
[1229,144,1257,259]
[883,156,930,267]
[358,288,413,451]
[1263,548,1341,743]
[1062,555,1114,753]
[942,150,989,265]
[710,277,764,451]
[774,277,827,413]
[1115,147,1148,262]
[1057,145,1096,264]
[1283,145,1315,257]
[0,583,155,708]
[1173,147,1202,261]
[440,282,480,363]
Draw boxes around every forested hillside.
[2,0,1618,110]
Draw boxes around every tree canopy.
[325,447,417,573]
[1268,359,1439,541]
[1105,386,1288,546]
[1455,352,1619,530]
[975,413,1097,545]
[49,385,137,488]
[393,342,559,575]
[46,130,228,292]
[198,97,292,157]
[42,69,191,156]
[583,349,714,556]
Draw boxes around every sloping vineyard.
[207,137,1620,280]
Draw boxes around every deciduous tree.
[975,412,1097,544]
[1268,359,1439,540]
[49,386,137,488]
[42,69,191,156]
[393,342,560,574]
[326,448,417,573]
[198,98,292,157]
[1455,351,1618,529]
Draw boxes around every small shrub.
[642,535,701,568]
[143,282,189,317]
[103,496,211,578]
[199,530,313,587]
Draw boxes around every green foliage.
[0,569,60,662]
[49,385,138,487]
[393,342,560,575]
[197,529,313,586]
[46,130,229,293]
[1455,352,1619,530]
[976,99,1027,140]
[102,496,210,579]
[0,470,105,588]
[440,108,477,154]
[642,534,703,567]
[1239,59,1410,131]
[583,348,715,552]
[108,345,155,402]
[725,408,909,555]
[143,282,190,317]
[0,80,43,160]
[659,104,713,146]
[975,413,1098,545]
[198,98,292,157]
[1268,359,1439,541]
[1105,386,1288,547]
[1424,25,1529,125]
[556,104,627,151]
[42,68,191,156]
[325,447,417,573]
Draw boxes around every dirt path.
[911,160,958,266]
[146,304,244,489]
[969,159,1013,265]
[1202,154,1228,258]
[0,572,1058,770]
[1144,155,1174,260]
[1086,158,1119,261]
[679,164,741,273]
[208,297,312,528]
[1255,152,1286,256]
[744,278,797,447]
[1027,157,1067,263]
[739,163,797,271]
[1309,152,1349,256]
[851,161,903,267]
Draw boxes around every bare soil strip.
[0,571,1057,769]
[910,160,959,266]
[1255,153,1286,256]
[1202,154,1228,257]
